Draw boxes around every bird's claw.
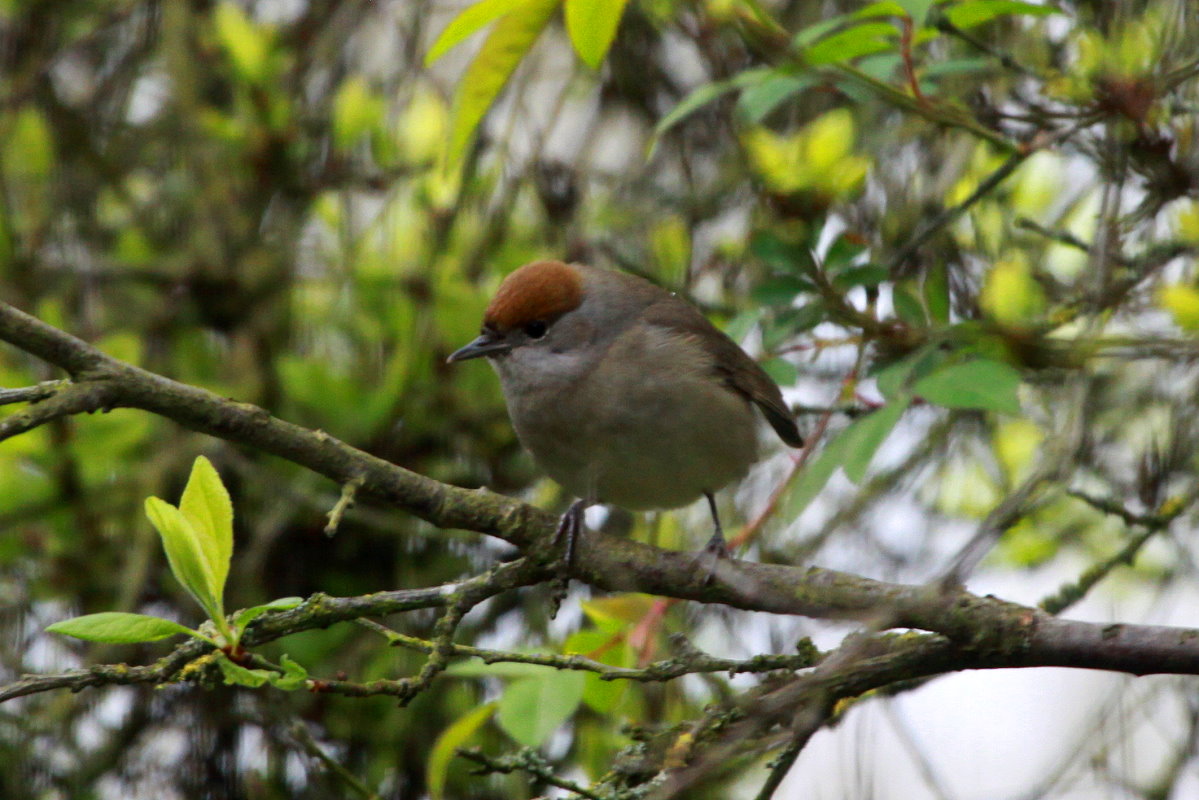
[547,500,586,618]
[691,531,731,585]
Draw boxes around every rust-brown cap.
[484,260,584,331]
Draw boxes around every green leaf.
[853,1,908,19]
[892,285,927,326]
[921,57,993,78]
[46,612,199,644]
[564,629,630,713]
[832,264,889,290]
[874,347,946,400]
[793,12,857,49]
[762,303,825,350]
[943,0,1057,29]
[271,654,309,690]
[652,68,770,149]
[564,0,630,68]
[761,357,798,387]
[234,596,304,632]
[332,76,383,149]
[750,232,813,273]
[896,0,936,24]
[447,0,559,164]
[840,398,910,483]
[751,274,815,306]
[428,702,498,800]
[823,234,868,269]
[913,359,1022,414]
[145,496,222,620]
[497,671,585,747]
[924,262,950,324]
[736,73,813,123]
[178,456,234,605]
[780,434,853,522]
[213,1,272,84]
[426,0,533,65]
[803,22,899,66]
[217,655,272,688]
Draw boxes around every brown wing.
[642,294,804,448]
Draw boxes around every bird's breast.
[495,324,761,510]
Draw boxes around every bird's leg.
[547,499,587,618]
[702,491,731,558]
[690,491,731,584]
[553,498,588,568]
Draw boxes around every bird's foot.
[691,531,731,585]
[547,500,586,618]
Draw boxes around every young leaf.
[428,702,498,800]
[145,496,222,621]
[651,68,770,150]
[213,1,272,84]
[47,612,199,644]
[943,0,1057,30]
[924,262,950,324]
[803,22,899,66]
[178,456,234,604]
[565,0,631,69]
[780,432,853,522]
[736,73,814,124]
[332,76,384,149]
[497,671,585,747]
[446,0,559,164]
[271,654,309,690]
[913,359,1022,414]
[896,0,936,24]
[425,0,532,65]
[234,596,304,632]
[892,284,927,326]
[565,628,631,713]
[217,655,272,688]
[840,398,911,483]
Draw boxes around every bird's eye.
[523,320,548,339]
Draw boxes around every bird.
[448,259,803,575]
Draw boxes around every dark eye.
[523,320,548,339]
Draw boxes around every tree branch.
[2,298,1199,705]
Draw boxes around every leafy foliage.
[2,0,1199,797]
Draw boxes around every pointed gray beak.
[447,331,511,363]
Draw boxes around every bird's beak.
[447,331,512,363]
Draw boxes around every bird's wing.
[642,296,804,448]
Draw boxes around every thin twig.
[0,380,66,406]
[459,748,605,800]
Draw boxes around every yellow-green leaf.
[944,0,1057,30]
[145,496,222,621]
[565,0,631,68]
[1159,284,1199,331]
[497,671,585,747]
[213,1,272,84]
[428,702,497,800]
[178,456,234,601]
[913,359,1022,414]
[426,0,533,65]
[446,0,559,164]
[47,612,198,644]
[332,76,384,149]
[234,596,304,632]
[840,398,910,483]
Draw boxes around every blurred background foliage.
[1,0,1198,797]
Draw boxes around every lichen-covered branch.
[2,298,1199,702]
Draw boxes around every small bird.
[448,260,803,572]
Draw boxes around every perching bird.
[449,260,803,570]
